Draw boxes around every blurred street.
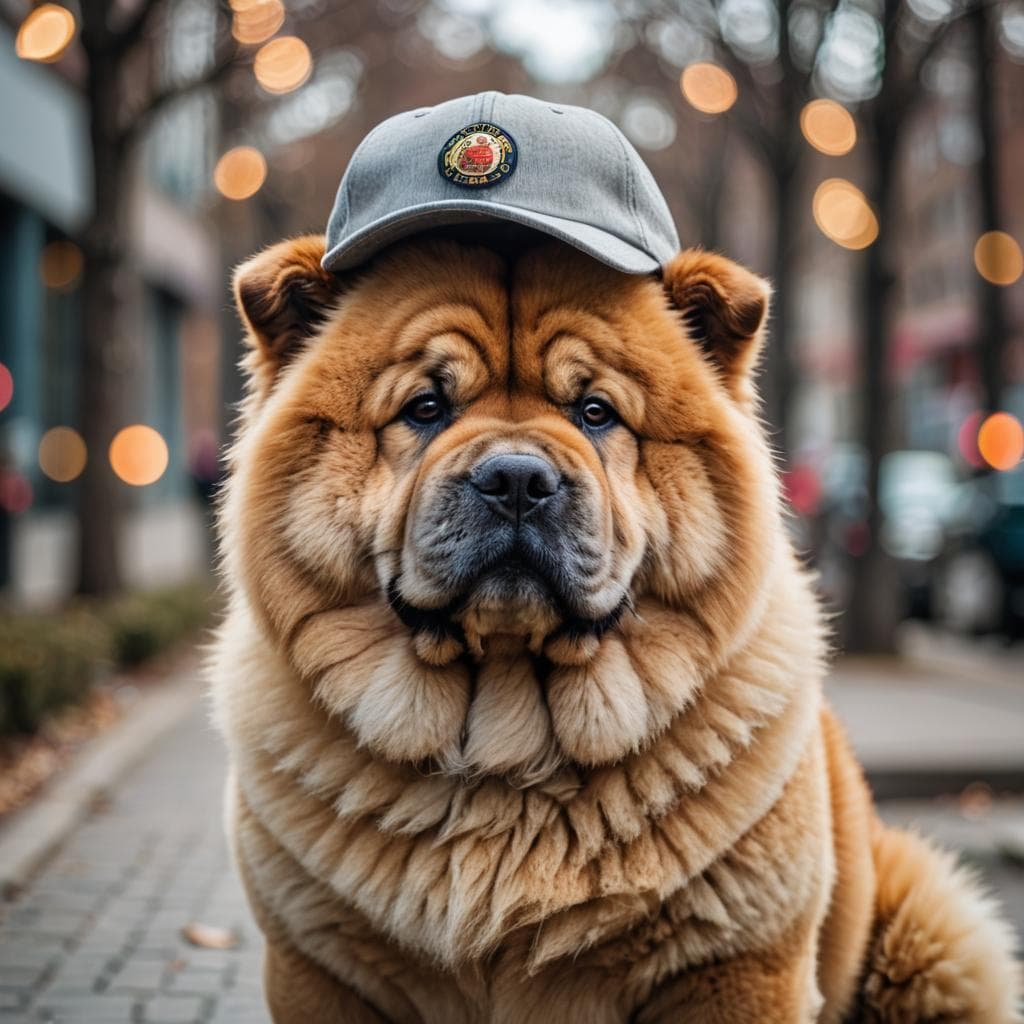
[828,630,1024,797]
[0,645,1021,1024]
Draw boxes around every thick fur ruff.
[210,234,1021,1022]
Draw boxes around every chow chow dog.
[210,230,1021,1022]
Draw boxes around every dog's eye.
[402,393,447,428]
[580,397,617,431]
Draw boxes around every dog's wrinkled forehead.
[284,240,725,444]
[232,234,771,442]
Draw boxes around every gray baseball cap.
[322,91,680,276]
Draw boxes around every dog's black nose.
[469,454,560,523]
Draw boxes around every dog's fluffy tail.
[858,823,1022,1023]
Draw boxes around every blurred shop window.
[0,203,84,536]
[0,200,45,496]
[143,287,185,502]
[144,92,216,206]
[906,362,950,452]
[143,0,217,207]
[164,0,217,83]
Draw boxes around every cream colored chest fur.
[211,571,831,1023]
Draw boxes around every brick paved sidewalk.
[0,701,269,1024]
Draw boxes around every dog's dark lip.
[547,595,628,644]
[386,579,466,644]
[386,559,627,644]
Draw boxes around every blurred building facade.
[791,32,1024,465]
[893,42,1024,451]
[0,9,221,605]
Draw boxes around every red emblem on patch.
[438,122,518,189]
[461,144,494,171]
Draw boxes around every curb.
[898,623,1024,691]
[0,671,203,898]
[867,768,1024,802]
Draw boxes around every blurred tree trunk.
[765,0,799,464]
[762,151,799,462]
[843,10,902,654]
[842,0,953,651]
[695,127,727,250]
[77,2,130,595]
[719,0,801,463]
[73,0,235,594]
[844,122,900,652]
[968,0,1007,415]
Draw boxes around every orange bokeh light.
[15,3,76,63]
[973,231,1023,286]
[213,146,267,200]
[800,99,856,156]
[253,36,312,95]
[38,426,87,483]
[680,62,737,115]
[109,425,169,487]
[812,178,878,250]
[40,240,83,291]
[977,412,1024,471]
[0,362,12,413]
[232,0,284,45]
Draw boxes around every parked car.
[931,467,1024,637]
[800,446,960,619]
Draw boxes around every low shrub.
[0,610,109,735]
[104,582,214,667]
[0,583,214,735]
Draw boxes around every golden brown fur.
[210,233,1021,1022]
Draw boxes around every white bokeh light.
[816,6,884,102]
[621,95,678,151]
[719,0,779,62]
[443,0,617,83]
[263,50,363,147]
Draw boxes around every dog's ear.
[663,249,770,397]
[233,235,342,385]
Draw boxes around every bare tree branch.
[720,52,785,160]
[120,48,238,149]
[888,12,956,130]
[110,0,165,59]
[116,1,239,150]
[776,0,797,84]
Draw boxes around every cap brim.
[321,200,661,276]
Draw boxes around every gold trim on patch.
[438,122,517,189]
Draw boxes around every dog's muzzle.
[390,446,625,664]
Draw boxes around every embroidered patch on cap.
[438,123,517,188]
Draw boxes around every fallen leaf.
[181,922,239,950]
[958,781,994,821]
